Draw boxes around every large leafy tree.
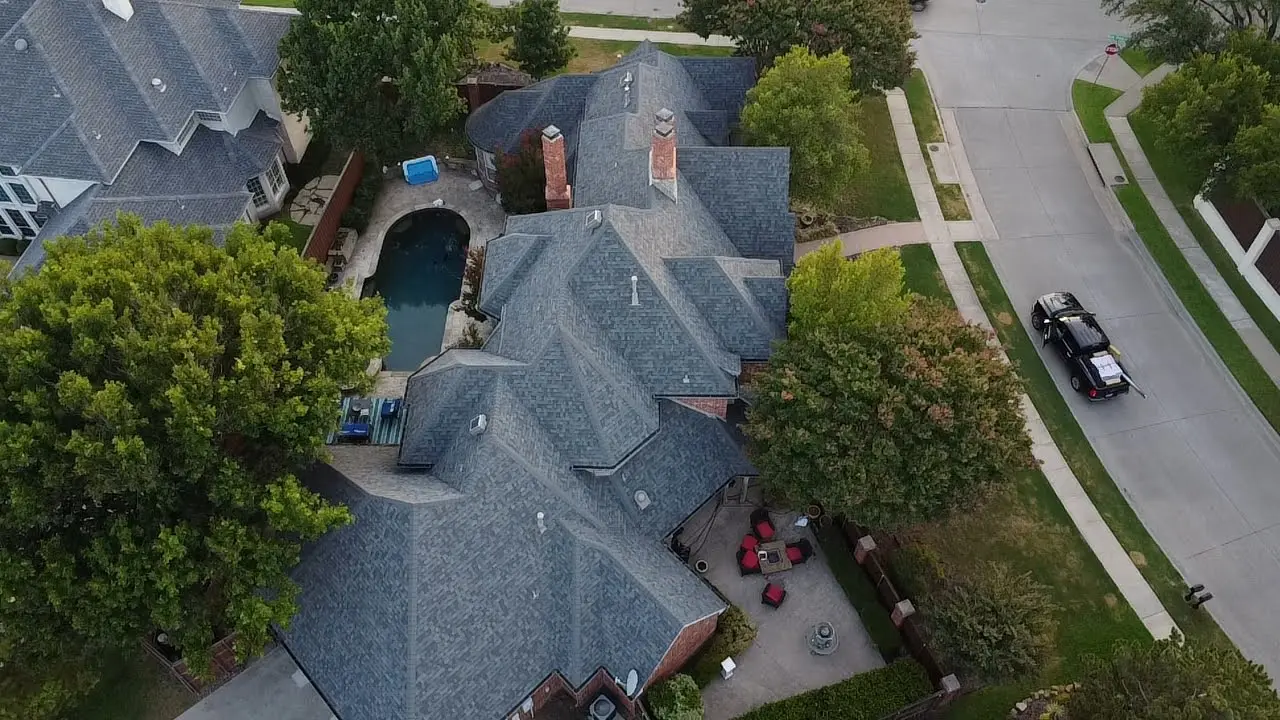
[741,47,869,211]
[744,244,1032,528]
[1139,50,1271,189]
[1229,104,1280,211]
[0,217,389,685]
[1071,634,1280,718]
[497,129,548,215]
[278,0,478,161]
[679,0,915,93]
[505,0,575,79]
[1103,0,1279,64]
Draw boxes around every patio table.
[757,540,793,574]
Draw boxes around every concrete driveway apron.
[916,0,1280,677]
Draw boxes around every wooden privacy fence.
[302,150,363,263]
[838,519,963,718]
[141,632,252,696]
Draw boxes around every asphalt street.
[916,0,1280,677]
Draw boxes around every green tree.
[1071,633,1280,718]
[679,0,915,93]
[497,129,549,215]
[0,217,389,679]
[278,0,478,162]
[924,561,1058,682]
[741,48,870,210]
[1103,0,1279,64]
[1139,50,1271,189]
[787,244,908,337]
[744,248,1032,528]
[647,674,704,720]
[505,0,575,79]
[1228,104,1280,211]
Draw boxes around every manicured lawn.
[560,11,686,31]
[1070,80,1122,144]
[240,0,296,6]
[834,96,919,222]
[815,526,903,662]
[899,243,954,308]
[954,241,1227,649]
[902,70,970,221]
[271,218,314,253]
[478,38,732,74]
[1121,46,1160,77]
[72,652,194,720]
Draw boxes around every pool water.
[368,209,469,371]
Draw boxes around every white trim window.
[195,110,222,122]
[0,185,10,204]
[5,209,33,237]
[8,182,34,206]
[247,177,268,208]
[0,214,13,237]
[0,166,15,177]
[265,156,285,196]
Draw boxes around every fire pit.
[808,621,838,655]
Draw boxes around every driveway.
[916,0,1280,678]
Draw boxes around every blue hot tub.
[403,155,439,185]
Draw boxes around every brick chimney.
[650,108,677,200]
[542,125,572,210]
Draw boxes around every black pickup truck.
[1030,292,1132,401]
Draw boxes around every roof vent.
[13,38,27,52]
[103,0,134,21]
[682,374,691,384]
[469,413,487,435]
[586,209,602,229]
[630,275,639,306]
[621,71,633,87]
[536,511,546,534]
[634,490,651,511]
[150,77,166,93]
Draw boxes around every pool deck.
[341,166,506,370]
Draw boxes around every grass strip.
[835,96,919,221]
[560,11,687,31]
[953,241,1226,649]
[1120,46,1160,77]
[478,38,732,74]
[899,243,954,308]
[815,526,903,662]
[902,70,971,221]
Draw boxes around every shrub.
[647,674,703,720]
[889,543,946,599]
[460,246,487,320]
[497,129,547,215]
[924,561,1057,682]
[340,159,384,233]
[685,605,757,687]
[736,659,933,720]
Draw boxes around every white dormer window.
[195,111,222,123]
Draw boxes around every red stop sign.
[1105,43,1120,55]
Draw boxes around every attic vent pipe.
[536,511,546,534]
[586,209,602,229]
[630,276,639,306]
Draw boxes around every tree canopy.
[679,0,915,93]
[741,47,869,211]
[1071,634,1280,718]
[278,0,479,161]
[0,217,389,693]
[744,245,1033,528]
[505,0,575,79]
[1104,0,1278,63]
[497,129,549,215]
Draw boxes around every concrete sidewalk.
[887,84,1179,642]
[567,25,734,46]
[1099,72,1280,387]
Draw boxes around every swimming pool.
[366,208,469,371]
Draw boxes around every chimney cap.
[542,125,562,140]
[655,121,675,138]
[656,108,675,123]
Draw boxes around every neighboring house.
[281,43,794,720]
[1,0,308,272]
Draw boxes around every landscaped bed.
[903,70,970,221]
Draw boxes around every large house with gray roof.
[2,0,307,274]
[281,43,793,720]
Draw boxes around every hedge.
[733,659,934,720]
[647,674,703,720]
[685,605,757,687]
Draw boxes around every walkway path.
[885,85,1179,641]
[567,25,734,47]
[1100,73,1280,386]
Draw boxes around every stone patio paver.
[889,73,1179,641]
[686,500,882,720]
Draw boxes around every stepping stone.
[315,175,339,192]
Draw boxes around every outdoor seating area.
[680,482,885,720]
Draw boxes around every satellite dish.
[625,669,638,696]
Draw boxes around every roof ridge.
[555,326,614,461]
[712,256,778,337]
[405,502,420,716]
[489,423,607,533]
[102,191,249,202]
[568,537,584,679]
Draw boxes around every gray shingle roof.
[289,43,795,720]
[0,0,288,183]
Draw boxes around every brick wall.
[645,611,721,688]
[738,361,768,388]
[670,397,729,419]
[302,151,363,263]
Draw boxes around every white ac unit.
[588,694,617,720]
